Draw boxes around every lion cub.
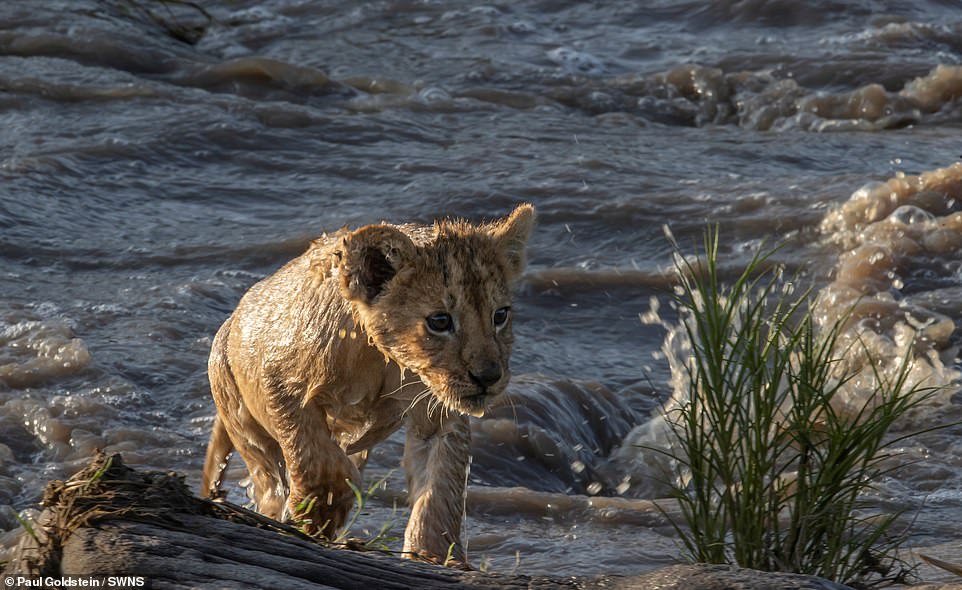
[202,204,534,563]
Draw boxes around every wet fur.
[202,205,534,563]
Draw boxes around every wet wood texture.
[2,454,855,590]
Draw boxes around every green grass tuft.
[655,226,945,589]
[335,471,399,550]
[10,507,39,544]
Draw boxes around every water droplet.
[889,205,934,226]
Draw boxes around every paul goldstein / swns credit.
[4,576,147,588]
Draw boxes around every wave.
[322,62,962,131]
[0,314,90,390]
[5,1,961,132]
[607,163,962,501]
[470,376,638,496]
[573,63,962,130]
[814,163,962,413]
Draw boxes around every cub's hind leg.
[201,415,233,498]
[209,380,288,518]
[228,415,288,520]
[206,319,288,519]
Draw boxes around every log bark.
[3,453,854,590]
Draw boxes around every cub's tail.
[202,415,233,499]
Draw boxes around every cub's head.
[334,204,534,417]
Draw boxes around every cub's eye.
[493,306,511,328]
[425,312,454,334]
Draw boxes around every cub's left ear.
[489,203,535,279]
[336,224,417,304]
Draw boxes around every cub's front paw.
[288,489,353,540]
[404,547,472,570]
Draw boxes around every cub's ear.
[489,203,535,279]
[336,225,416,304]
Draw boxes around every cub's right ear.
[490,203,535,280]
[335,225,416,304]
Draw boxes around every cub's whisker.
[381,379,425,399]
[404,388,433,416]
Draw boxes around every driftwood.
[3,453,854,590]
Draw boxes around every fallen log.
[3,453,853,589]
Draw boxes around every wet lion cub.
[202,204,534,563]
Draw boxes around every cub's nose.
[469,363,502,389]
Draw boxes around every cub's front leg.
[401,399,471,564]
[269,394,360,539]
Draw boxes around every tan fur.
[202,204,534,563]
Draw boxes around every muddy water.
[3,0,962,584]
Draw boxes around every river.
[2,0,962,585]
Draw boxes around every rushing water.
[3,0,962,585]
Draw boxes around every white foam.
[546,47,606,76]
[0,319,90,388]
